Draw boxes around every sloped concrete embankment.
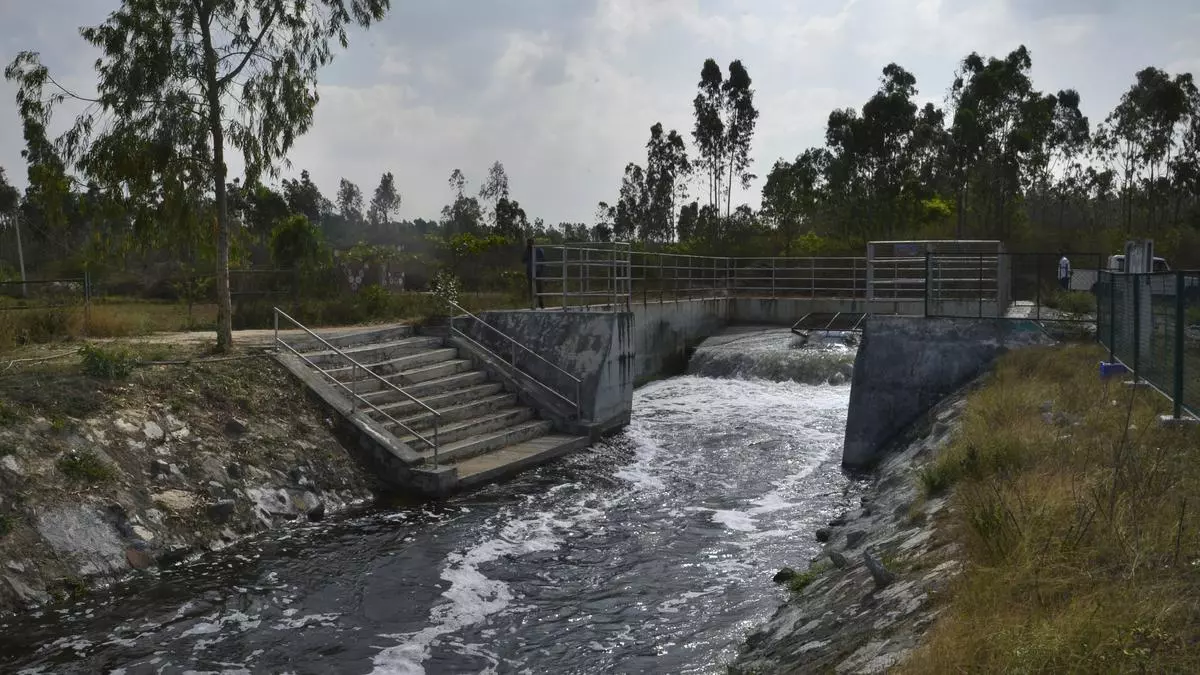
[0,356,376,614]
[731,386,972,674]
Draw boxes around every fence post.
[1108,271,1116,362]
[83,269,92,335]
[1174,271,1185,419]
[1132,274,1141,378]
[561,245,568,311]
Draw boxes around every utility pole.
[13,211,28,298]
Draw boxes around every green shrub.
[787,563,831,593]
[79,343,139,379]
[1045,290,1096,316]
[57,450,115,483]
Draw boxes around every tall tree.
[283,170,329,226]
[5,0,390,351]
[613,163,648,241]
[761,149,828,254]
[0,167,18,214]
[1096,67,1197,232]
[336,178,364,224]
[441,169,481,235]
[367,171,400,226]
[692,58,726,211]
[494,197,528,239]
[722,59,759,218]
[645,123,691,242]
[478,160,510,229]
[948,46,1054,239]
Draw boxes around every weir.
[274,239,1072,496]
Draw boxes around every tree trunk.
[200,9,233,352]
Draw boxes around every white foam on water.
[710,509,758,532]
[369,497,591,675]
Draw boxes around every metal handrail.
[272,308,441,464]
[446,300,583,419]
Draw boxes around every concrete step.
[382,393,519,433]
[372,383,506,418]
[398,407,537,449]
[301,336,444,367]
[342,360,474,394]
[284,324,414,353]
[323,347,459,380]
[456,434,591,489]
[420,419,554,465]
[362,371,490,405]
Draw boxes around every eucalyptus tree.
[367,171,400,226]
[5,0,390,351]
[645,122,691,242]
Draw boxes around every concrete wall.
[628,298,728,383]
[728,298,924,325]
[842,316,1054,469]
[466,310,634,435]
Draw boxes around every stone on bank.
[0,356,377,614]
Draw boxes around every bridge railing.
[532,245,870,310]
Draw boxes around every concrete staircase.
[277,323,589,494]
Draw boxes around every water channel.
[0,327,862,675]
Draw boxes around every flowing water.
[0,327,860,675]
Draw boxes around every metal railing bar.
[448,327,580,414]
[273,336,439,452]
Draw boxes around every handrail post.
[771,257,776,298]
[1173,271,1185,419]
[561,245,568,311]
[351,361,358,413]
[273,308,279,351]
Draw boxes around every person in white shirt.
[1057,251,1071,291]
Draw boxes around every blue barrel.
[1099,361,1128,378]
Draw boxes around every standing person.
[1058,251,1071,291]
[522,237,545,309]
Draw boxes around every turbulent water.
[0,327,859,675]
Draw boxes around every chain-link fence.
[1098,270,1200,419]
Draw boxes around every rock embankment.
[732,384,972,674]
[0,354,377,613]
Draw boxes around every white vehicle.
[1106,254,1171,273]
[1069,255,1172,293]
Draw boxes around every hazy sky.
[1,0,1197,225]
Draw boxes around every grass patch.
[787,562,832,594]
[0,514,11,539]
[897,344,1200,674]
[79,343,139,379]
[56,450,115,483]
[1044,289,1097,316]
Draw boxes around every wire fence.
[1097,270,1200,419]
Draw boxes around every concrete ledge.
[1159,414,1199,429]
[842,316,1055,469]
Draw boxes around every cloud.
[1,0,1198,226]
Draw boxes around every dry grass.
[899,344,1200,674]
[0,290,527,356]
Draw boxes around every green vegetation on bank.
[901,345,1200,673]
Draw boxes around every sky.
[0,0,1198,226]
